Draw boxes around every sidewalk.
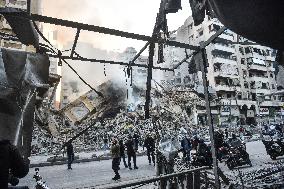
[30,149,146,168]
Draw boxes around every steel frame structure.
[0,4,229,188]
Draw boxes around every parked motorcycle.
[262,137,284,160]
[226,146,252,170]
[33,168,50,189]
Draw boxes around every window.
[176,78,181,83]
[239,47,244,55]
[189,23,193,30]
[241,58,245,64]
[252,93,256,101]
[209,24,214,32]
[238,93,242,100]
[245,47,251,54]
[198,30,203,36]
[272,84,275,89]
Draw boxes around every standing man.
[119,139,128,168]
[133,132,140,152]
[181,134,191,162]
[125,135,138,169]
[66,142,74,170]
[110,139,120,180]
[225,128,229,139]
[144,133,155,165]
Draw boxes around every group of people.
[110,133,156,180]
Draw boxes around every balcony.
[212,56,237,65]
[214,71,239,79]
[248,64,267,71]
[251,88,271,94]
[215,85,240,92]
[250,76,270,83]
[218,33,234,41]
[261,101,284,107]
[212,43,235,54]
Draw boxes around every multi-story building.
[160,15,284,125]
[0,0,41,51]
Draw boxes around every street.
[19,140,283,189]
[20,156,155,189]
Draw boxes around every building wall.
[160,15,284,124]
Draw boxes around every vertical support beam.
[193,171,201,189]
[27,0,31,15]
[145,42,155,119]
[199,48,220,189]
[186,173,193,189]
[71,29,81,57]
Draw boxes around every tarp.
[189,0,284,50]
[0,48,49,157]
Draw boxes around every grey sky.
[43,0,192,52]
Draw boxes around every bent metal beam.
[28,13,199,51]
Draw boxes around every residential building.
[160,15,284,125]
[0,0,41,51]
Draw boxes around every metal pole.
[145,42,155,119]
[145,0,167,119]
[27,0,31,15]
[199,49,220,188]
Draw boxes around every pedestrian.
[239,126,244,139]
[103,135,108,152]
[181,134,191,162]
[119,139,128,168]
[225,128,229,139]
[0,140,30,189]
[125,135,138,170]
[110,138,121,180]
[133,132,140,152]
[66,141,74,170]
[144,133,155,165]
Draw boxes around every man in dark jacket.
[0,140,30,189]
[144,134,155,165]
[119,139,128,168]
[125,135,138,170]
[66,142,74,170]
[110,139,120,180]
[181,135,191,162]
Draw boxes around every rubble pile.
[30,81,209,155]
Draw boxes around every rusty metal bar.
[70,28,80,57]
[194,171,201,189]
[186,172,193,189]
[27,13,199,50]
[47,53,174,71]
[102,167,208,189]
[130,41,150,64]
[145,42,155,119]
[199,48,220,188]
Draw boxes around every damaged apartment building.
[159,14,284,126]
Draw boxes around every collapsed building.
[31,79,211,155]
